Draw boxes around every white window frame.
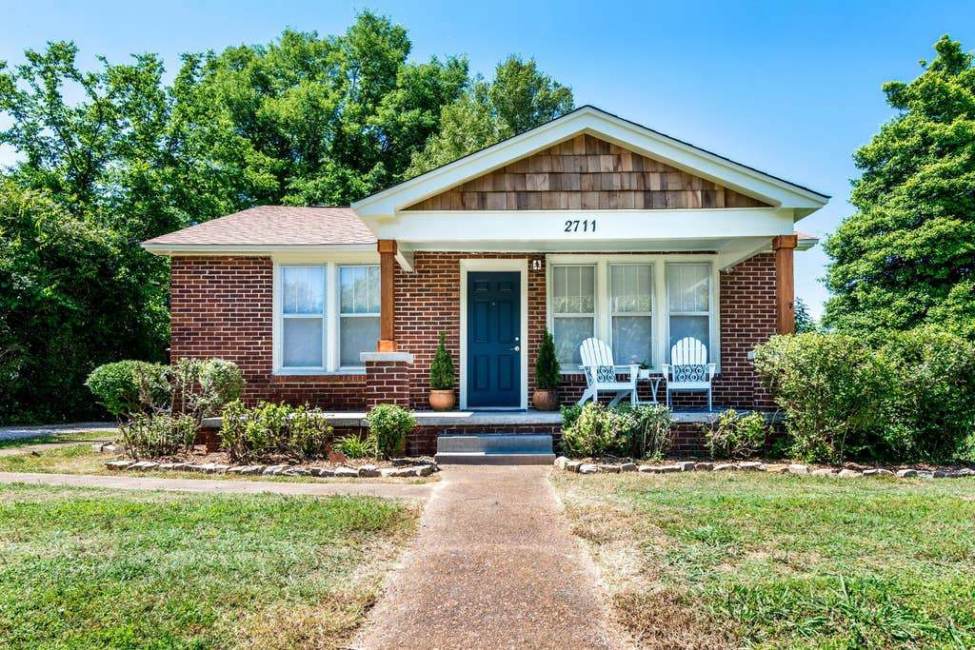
[546,254,720,374]
[272,253,380,375]
[609,262,655,368]
[550,263,597,370]
[337,264,381,371]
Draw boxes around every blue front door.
[467,271,521,408]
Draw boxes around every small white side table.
[637,369,664,405]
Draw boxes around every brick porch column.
[772,234,798,334]
[361,351,414,408]
[377,239,398,352]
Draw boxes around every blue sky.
[2,0,973,318]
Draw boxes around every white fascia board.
[352,106,829,217]
[364,208,796,244]
[141,243,376,256]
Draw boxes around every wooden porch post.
[377,239,397,351]
[772,234,798,334]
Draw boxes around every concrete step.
[434,452,556,465]
[435,434,555,465]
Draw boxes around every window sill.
[273,369,366,377]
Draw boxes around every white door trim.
[459,258,529,410]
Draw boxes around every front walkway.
[0,422,116,443]
[0,472,432,499]
[355,466,627,649]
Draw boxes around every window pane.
[611,264,652,313]
[283,318,323,367]
[669,315,709,360]
[340,266,380,314]
[554,317,593,367]
[552,265,595,314]
[667,263,710,312]
[613,316,652,366]
[283,266,324,314]
[340,316,379,367]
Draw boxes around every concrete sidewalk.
[0,422,116,443]
[0,472,432,499]
[355,466,627,649]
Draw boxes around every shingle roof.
[142,206,375,248]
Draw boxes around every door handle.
[512,346,520,352]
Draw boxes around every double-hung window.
[339,265,381,368]
[281,266,326,369]
[667,262,711,359]
[610,264,653,366]
[278,262,380,372]
[551,265,595,368]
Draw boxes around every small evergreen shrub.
[85,361,170,417]
[118,412,196,458]
[560,404,583,430]
[535,331,560,390]
[335,435,376,459]
[706,409,767,459]
[219,400,333,462]
[196,359,245,416]
[429,332,455,390]
[367,404,416,458]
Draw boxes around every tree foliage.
[407,55,574,176]
[0,13,572,422]
[823,36,975,339]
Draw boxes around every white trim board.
[458,258,530,410]
[353,106,829,219]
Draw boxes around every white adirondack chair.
[577,337,639,407]
[662,337,716,411]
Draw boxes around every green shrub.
[562,403,625,458]
[706,409,767,459]
[118,412,196,458]
[616,404,672,459]
[334,435,376,459]
[429,332,455,390]
[535,331,560,389]
[170,358,245,418]
[879,327,975,462]
[366,404,415,459]
[85,361,170,417]
[219,401,333,462]
[560,404,583,430]
[754,333,893,463]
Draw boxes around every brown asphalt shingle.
[142,206,376,248]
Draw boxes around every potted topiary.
[429,332,456,410]
[533,331,561,410]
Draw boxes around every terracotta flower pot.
[429,389,456,411]
[532,388,559,411]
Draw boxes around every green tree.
[823,36,975,339]
[794,298,818,333]
[407,55,574,176]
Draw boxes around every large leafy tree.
[824,36,975,339]
[407,55,574,176]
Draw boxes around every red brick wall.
[712,253,776,409]
[393,252,546,410]
[170,256,366,410]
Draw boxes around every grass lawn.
[553,471,975,649]
[0,430,111,450]
[0,483,417,649]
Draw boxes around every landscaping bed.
[554,456,975,480]
[0,483,418,648]
[552,470,975,648]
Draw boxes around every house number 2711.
[564,219,596,233]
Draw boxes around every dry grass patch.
[552,471,975,648]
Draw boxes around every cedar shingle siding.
[405,134,769,211]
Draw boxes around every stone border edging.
[554,456,975,480]
[105,459,439,478]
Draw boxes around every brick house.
[144,106,827,453]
